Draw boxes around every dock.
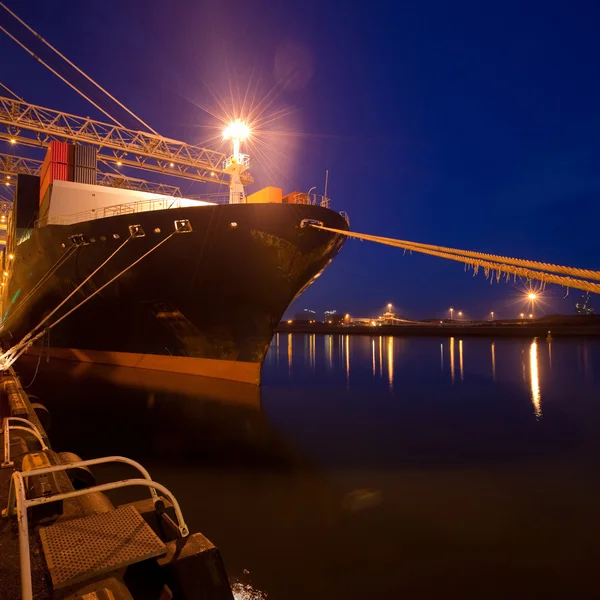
[0,370,235,599]
[277,315,600,338]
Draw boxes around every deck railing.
[34,191,331,228]
[34,195,223,228]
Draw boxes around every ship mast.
[223,120,250,204]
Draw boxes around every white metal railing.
[286,192,330,208]
[34,189,333,229]
[1,417,48,468]
[35,195,222,228]
[2,455,189,600]
[223,153,250,170]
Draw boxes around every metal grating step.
[39,505,166,590]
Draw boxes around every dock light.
[6,175,10,180]
[528,293,537,300]
[223,119,250,142]
[169,162,174,167]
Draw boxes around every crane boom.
[0,152,182,196]
[0,96,251,186]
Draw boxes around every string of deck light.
[310,224,600,295]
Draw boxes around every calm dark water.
[18,335,600,599]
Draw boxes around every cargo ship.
[0,139,348,385]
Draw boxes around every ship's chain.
[0,231,177,370]
[310,224,600,295]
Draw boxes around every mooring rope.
[311,224,600,295]
[0,232,176,370]
[3,244,78,325]
[3,235,133,362]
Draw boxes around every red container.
[47,140,70,165]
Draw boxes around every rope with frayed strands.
[310,224,600,295]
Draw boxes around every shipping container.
[246,186,282,204]
[16,174,40,229]
[46,140,70,165]
[40,162,71,204]
[74,165,97,185]
[282,191,310,205]
[73,145,97,168]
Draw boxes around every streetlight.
[490,311,494,320]
[449,307,454,321]
[458,311,463,318]
[529,314,533,319]
[520,313,524,321]
[387,303,392,313]
[527,292,537,301]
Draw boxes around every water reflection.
[372,339,376,376]
[387,336,394,389]
[15,337,600,600]
[345,335,350,386]
[530,339,542,418]
[459,339,464,382]
[450,337,455,384]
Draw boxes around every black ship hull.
[1,203,347,384]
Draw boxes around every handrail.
[1,417,48,468]
[35,195,222,228]
[34,190,333,228]
[4,469,189,600]
[13,455,160,503]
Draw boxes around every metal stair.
[40,505,167,590]
[2,454,189,600]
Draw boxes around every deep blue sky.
[2,0,599,319]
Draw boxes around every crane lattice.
[0,96,253,186]
[0,152,181,196]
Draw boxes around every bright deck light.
[223,119,250,141]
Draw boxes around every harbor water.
[18,335,600,599]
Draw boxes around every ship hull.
[2,203,347,384]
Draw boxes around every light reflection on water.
[265,334,600,421]
[530,339,542,418]
[15,336,600,600]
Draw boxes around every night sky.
[2,0,599,320]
